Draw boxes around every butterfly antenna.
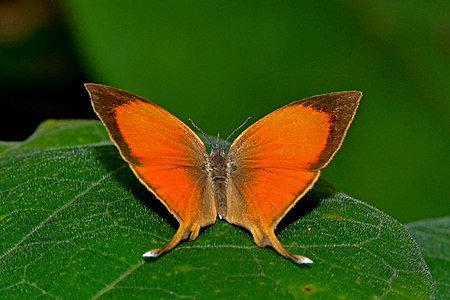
[215,133,221,148]
[224,117,251,145]
[189,118,214,147]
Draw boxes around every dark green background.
[1,1,449,223]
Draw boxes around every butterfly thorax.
[208,147,229,218]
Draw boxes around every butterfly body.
[86,83,362,265]
[207,146,229,218]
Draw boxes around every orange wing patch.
[226,92,361,263]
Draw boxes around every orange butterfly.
[86,84,361,264]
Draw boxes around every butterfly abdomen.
[209,147,229,218]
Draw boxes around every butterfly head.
[189,117,251,154]
[210,144,226,160]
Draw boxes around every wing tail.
[142,222,201,258]
[252,224,313,264]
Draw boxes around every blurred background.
[0,0,448,223]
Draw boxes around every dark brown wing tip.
[303,90,363,170]
[300,90,362,111]
[84,82,97,89]
[84,83,107,95]
[84,83,113,106]
[85,83,147,113]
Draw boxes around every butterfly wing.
[225,91,362,264]
[85,84,217,257]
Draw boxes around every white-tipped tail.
[296,256,313,264]
[142,251,159,258]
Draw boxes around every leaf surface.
[406,217,450,299]
[0,120,433,299]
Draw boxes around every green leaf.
[406,217,450,299]
[0,120,433,299]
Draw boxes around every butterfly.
[85,83,362,264]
